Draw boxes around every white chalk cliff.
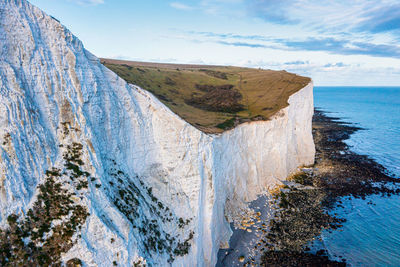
[0,0,315,266]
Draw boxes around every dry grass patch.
[101,59,310,133]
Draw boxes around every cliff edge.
[0,0,315,266]
[102,59,311,134]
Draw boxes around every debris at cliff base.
[218,109,400,266]
[219,178,346,267]
[216,195,276,266]
[259,109,400,266]
[267,187,345,252]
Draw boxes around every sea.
[312,86,400,266]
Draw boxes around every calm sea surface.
[313,87,400,266]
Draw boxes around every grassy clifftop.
[102,59,311,133]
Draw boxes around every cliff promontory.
[0,0,315,266]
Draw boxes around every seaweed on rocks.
[312,109,399,201]
[262,250,346,267]
[259,108,400,266]
[266,189,345,252]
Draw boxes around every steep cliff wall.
[207,82,315,265]
[0,0,315,266]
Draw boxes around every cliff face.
[192,82,315,266]
[0,0,315,266]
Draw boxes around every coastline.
[217,108,400,266]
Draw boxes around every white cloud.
[200,0,244,16]
[69,0,104,6]
[170,2,193,10]
[245,0,400,37]
[238,59,400,86]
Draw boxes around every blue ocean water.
[313,87,400,266]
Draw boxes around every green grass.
[216,117,236,130]
[102,59,310,133]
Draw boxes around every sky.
[29,0,400,86]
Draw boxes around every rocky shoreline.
[261,108,400,266]
[218,108,400,266]
[310,109,399,199]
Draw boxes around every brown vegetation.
[101,58,311,133]
[185,84,244,113]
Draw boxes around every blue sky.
[29,0,400,86]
